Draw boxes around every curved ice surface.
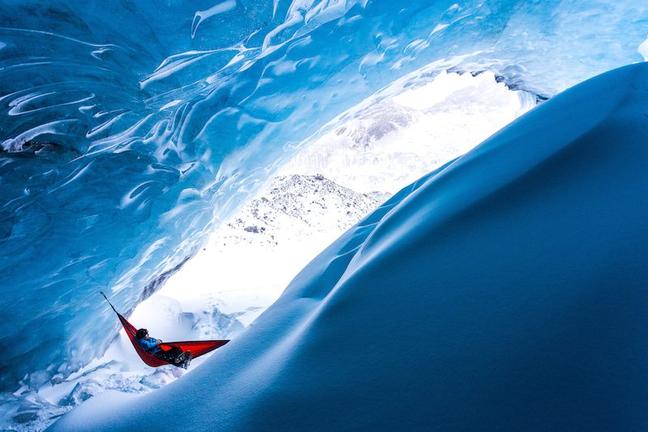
[0,0,646,391]
[54,62,648,432]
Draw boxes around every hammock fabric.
[102,292,229,368]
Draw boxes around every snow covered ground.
[2,70,535,431]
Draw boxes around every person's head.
[136,328,149,340]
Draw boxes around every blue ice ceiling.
[0,0,645,390]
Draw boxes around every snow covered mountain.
[223,174,387,247]
[53,62,648,432]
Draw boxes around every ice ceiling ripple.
[0,0,645,390]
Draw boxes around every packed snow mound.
[53,62,648,431]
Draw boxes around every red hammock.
[101,292,229,368]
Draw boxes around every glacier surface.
[54,61,648,432]
[0,0,646,408]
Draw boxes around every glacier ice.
[54,61,648,432]
[0,0,646,408]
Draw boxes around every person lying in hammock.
[135,328,192,369]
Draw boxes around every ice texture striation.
[0,0,646,392]
[54,62,648,432]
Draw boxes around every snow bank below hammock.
[53,62,648,431]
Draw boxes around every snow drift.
[53,62,648,431]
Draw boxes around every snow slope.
[53,63,648,431]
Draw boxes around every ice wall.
[0,0,646,391]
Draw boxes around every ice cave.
[0,1,647,430]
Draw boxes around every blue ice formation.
[54,62,648,431]
[0,0,646,391]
